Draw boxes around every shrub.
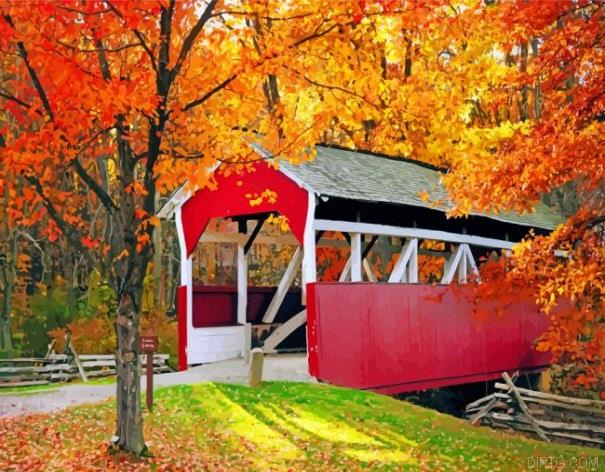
[48,311,177,367]
[17,284,75,356]
[48,315,116,354]
[548,363,605,400]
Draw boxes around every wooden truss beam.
[262,309,307,353]
[244,215,268,254]
[338,236,379,282]
[351,233,362,282]
[362,259,378,282]
[262,232,324,324]
[388,238,418,283]
[200,231,298,246]
[339,256,377,282]
[338,258,352,282]
[440,243,479,284]
[363,236,379,258]
[262,247,303,323]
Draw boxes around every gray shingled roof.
[279,145,563,231]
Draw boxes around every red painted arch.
[181,163,309,256]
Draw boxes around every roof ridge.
[315,143,447,173]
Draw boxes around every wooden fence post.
[244,323,252,364]
[248,348,264,387]
[66,334,88,382]
[502,372,549,442]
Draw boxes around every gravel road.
[0,354,313,418]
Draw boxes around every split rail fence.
[466,372,605,448]
[0,354,172,388]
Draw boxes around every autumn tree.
[430,1,605,392]
[0,0,461,453]
[3,0,598,453]
[315,0,603,391]
[338,0,604,391]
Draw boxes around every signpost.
[139,334,158,412]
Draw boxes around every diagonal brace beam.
[244,214,268,254]
[262,247,303,323]
[338,236,380,282]
[262,309,307,352]
[388,238,418,283]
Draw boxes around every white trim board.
[157,185,191,219]
[176,206,193,364]
[314,219,516,250]
[247,142,317,194]
[350,232,363,282]
[236,242,247,325]
[157,162,222,219]
[187,325,245,364]
[301,192,317,304]
[440,244,480,284]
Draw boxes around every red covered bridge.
[159,145,562,394]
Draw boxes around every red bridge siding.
[307,283,550,394]
[177,285,188,371]
[190,285,303,327]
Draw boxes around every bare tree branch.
[105,0,158,73]
[24,175,88,253]
[55,38,145,53]
[183,18,346,113]
[96,39,112,81]
[294,22,339,47]
[303,76,380,108]
[211,10,313,21]
[182,74,237,111]
[16,230,46,280]
[0,90,35,111]
[57,5,112,15]
[71,157,119,212]
[3,15,55,122]
[170,0,219,82]
[133,30,158,72]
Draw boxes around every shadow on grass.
[150,381,603,471]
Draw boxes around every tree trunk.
[0,231,15,354]
[64,250,78,319]
[114,289,145,455]
[152,192,163,307]
[0,303,12,353]
[0,265,13,353]
[112,112,154,455]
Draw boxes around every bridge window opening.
[187,213,307,352]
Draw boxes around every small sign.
[139,335,158,352]
[139,334,158,413]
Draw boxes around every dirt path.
[0,354,313,417]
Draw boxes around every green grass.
[1,381,603,471]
